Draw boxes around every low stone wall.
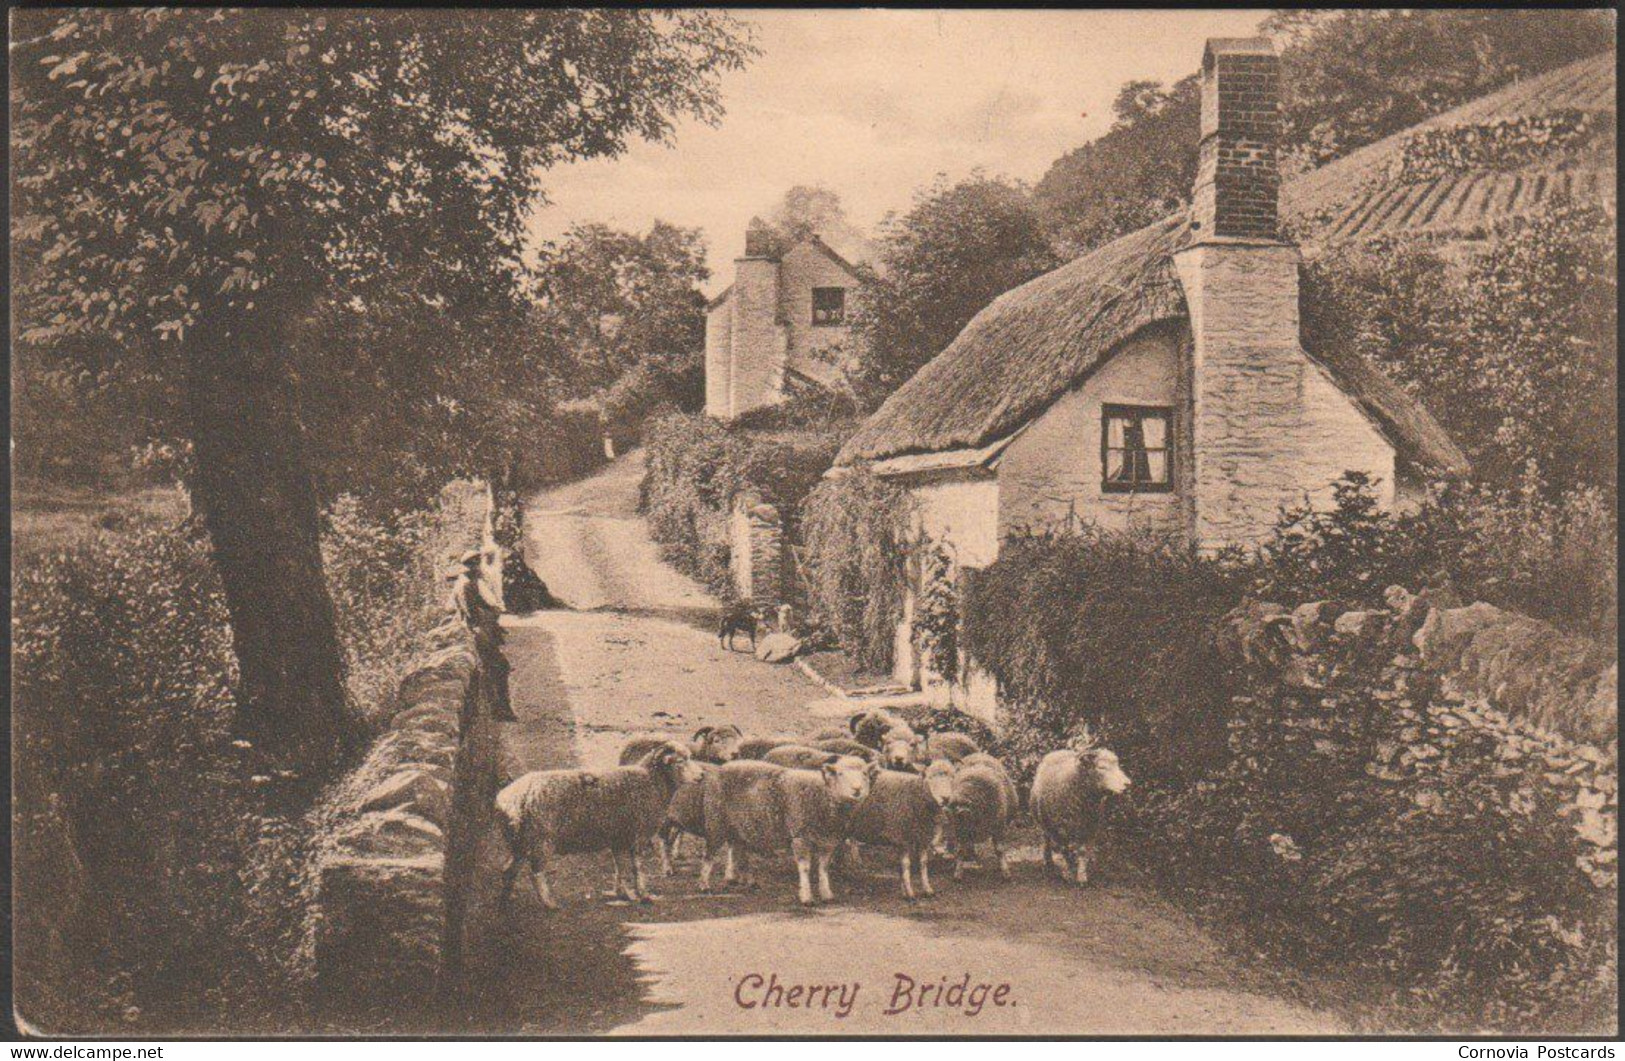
[305,481,503,1028]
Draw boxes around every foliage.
[848,173,1059,407]
[1256,473,1618,646]
[1300,204,1618,498]
[1130,646,1617,1031]
[1265,9,1616,169]
[534,220,711,401]
[913,543,961,682]
[1033,10,1610,254]
[639,411,845,596]
[962,528,1247,785]
[961,523,1616,1028]
[11,9,755,770]
[12,497,452,1032]
[1033,75,1201,255]
[799,466,914,673]
[768,184,855,244]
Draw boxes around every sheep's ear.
[820,760,839,780]
[692,726,713,742]
[865,761,881,781]
[848,713,864,735]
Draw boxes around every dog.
[718,600,761,651]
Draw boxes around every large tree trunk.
[186,339,355,783]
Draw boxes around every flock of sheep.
[495,707,1132,911]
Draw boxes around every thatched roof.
[838,52,1613,470]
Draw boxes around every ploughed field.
[454,458,1349,1035]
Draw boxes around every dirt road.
[465,454,1346,1035]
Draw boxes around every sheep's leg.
[655,827,674,878]
[816,848,836,902]
[499,850,526,907]
[629,847,653,903]
[698,845,716,892]
[931,820,951,858]
[1042,836,1055,872]
[724,842,739,886]
[899,850,916,901]
[953,840,968,881]
[531,848,559,911]
[792,839,815,906]
[1075,844,1092,886]
[918,846,936,898]
[994,838,1011,880]
[1060,844,1080,886]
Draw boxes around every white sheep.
[496,740,702,909]
[845,761,955,899]
[700,756,877,906]
[1030,729,1132,886]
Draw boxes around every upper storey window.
[812,287,847,326]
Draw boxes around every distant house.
[704,218,865,420]
[833,40,1615,719]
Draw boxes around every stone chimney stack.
[1190,38,1281,240]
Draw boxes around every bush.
[799,466,913,672]
[13,495,452,1033]
[1130,652,1616,1031]
[1255,472,1618,643]
[640,410,848,598]
[962,527,1247,785]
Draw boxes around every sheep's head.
[881,730,918,770]
[820,755,876,804]
[923,760,956,807]
[646,741,704,786]
[693,724,743,762]
[1082,748,1131,795]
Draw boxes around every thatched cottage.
[831,39,1615,716]
[704,219,865,420]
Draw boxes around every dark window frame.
[811,286,847,326]
[1100,403,1175,493]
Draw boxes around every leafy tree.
[1034,9,1612,254]
[1033,75,1200,256]
[1266,9,1616,168]
[769,184,850,243]
[1300,203,1617,498]
[12,9,753,778]
[534,220,710,402]
[849,173,1059,406]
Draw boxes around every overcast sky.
[524,9,1267,292]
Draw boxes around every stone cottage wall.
[996,324,1186,539]
[306,481,502,1027]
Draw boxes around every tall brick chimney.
[1190,37,1281,240]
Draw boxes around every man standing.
[451,550,517,722]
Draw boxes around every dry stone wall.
[306,481,502,1027]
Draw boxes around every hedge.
[13,498,450,1033]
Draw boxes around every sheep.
[845,760,955,900]
[847,709,920,770]
[946,752,1018,880]
[619,723,743,766]
[495,740,703,909]
[914,730,981,765]
[700,756,877,906]
[1029,730,1132,886]
[735,734,801,760]
[651,761,715,876]
[763,744,841,770]
[809,736,878,762]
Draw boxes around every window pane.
[1145,451,1168,482]
[1142,416,1166,449]
[1105,448,1127,480]
[1106,417,1125,447]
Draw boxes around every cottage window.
[812,287,847,326]
[1102,405,1173,492]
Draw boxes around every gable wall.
[703,298,733,417]
[778,242,856,375]
[996,325,1187,539]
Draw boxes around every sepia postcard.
[8,6,1619,1043]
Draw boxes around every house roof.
[705,233,867,313]
[837,51,1614,471]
